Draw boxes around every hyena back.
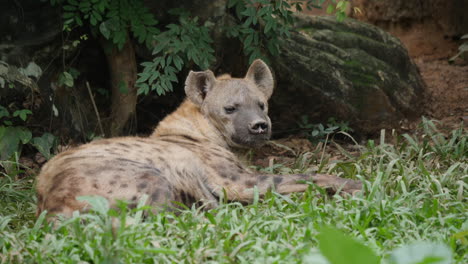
[36,59,361,217]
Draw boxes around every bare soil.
[391,21,468,131]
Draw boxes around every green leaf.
[173,55,183,71]
[92,10,102,21]
[75,16,83,26]
[326,4,335,14]
[17,128,32,144]
[90,15,97,26]
[13,109,32,121]
[137,72,150,83]
[388,242,453,264]
[99,21,111,39]
[68,67,81,78]
[318,226,380,264]
[137,83,149,95]
[62,5,76,11]
[0,126,31,160]
[31,133,56,160]
[264,20,272,34]
[227,0,239,8]
[244,34,253,47]
[0,106,10,119]
[59,71,74,87]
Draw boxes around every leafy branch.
[52,0,159,49]
[136,10,215,96]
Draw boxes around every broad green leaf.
[59,71,74,87]
[62,5,76,11]
[99,21,111,39]
[388,242,453,264]
[17,127,32,144]
[244,34,253,47]
[0,126,31,160]
[318,226,380,264]
[13,109,32,121]
[31,132,55,160]
[90,15,97,26]
[75,16,83,26]
[137,83,149,95]
[0,106,10,119]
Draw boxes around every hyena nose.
[249,120,269,135]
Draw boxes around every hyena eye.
[224,106,236,114]
[258,102,265,110]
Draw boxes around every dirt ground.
[397,24,468,131]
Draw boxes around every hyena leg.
[260,173,361,195]
[224,173,362,203]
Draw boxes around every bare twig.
[86,81,105,136]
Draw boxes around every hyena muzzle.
[36,59,362,217]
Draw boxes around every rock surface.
[268,14,426,135]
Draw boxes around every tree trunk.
[102,34,138,137]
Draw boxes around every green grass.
[0,119,466,263]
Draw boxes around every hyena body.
[36,60,361,217]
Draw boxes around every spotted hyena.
[36,59,361,217]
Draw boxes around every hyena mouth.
[232,134,270,148]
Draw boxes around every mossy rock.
[269,14,426,135]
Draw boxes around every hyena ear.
[185,70,217,106]
[245,59,274,99]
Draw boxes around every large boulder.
[268,14,426,135]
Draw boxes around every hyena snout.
[248,119,269,135]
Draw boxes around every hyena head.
[185,59,274,148]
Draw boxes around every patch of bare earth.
[392,21,468,131]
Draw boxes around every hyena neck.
[152,100,229,149]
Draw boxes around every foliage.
[317,226,381,264]
[50,0,351,99]
[0,61,56,163]
[136,10,215,95]
[226,0,350,63]
[0,119,466,263]
[0,125,31,161]
[51,0,159,50]
[57,68,80,88]
[136,0,350,96]
[226,0,295,63]
[298,115,353,142]
[0,110,56,163]
[315,227,454,264]
[0,114,55,164]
